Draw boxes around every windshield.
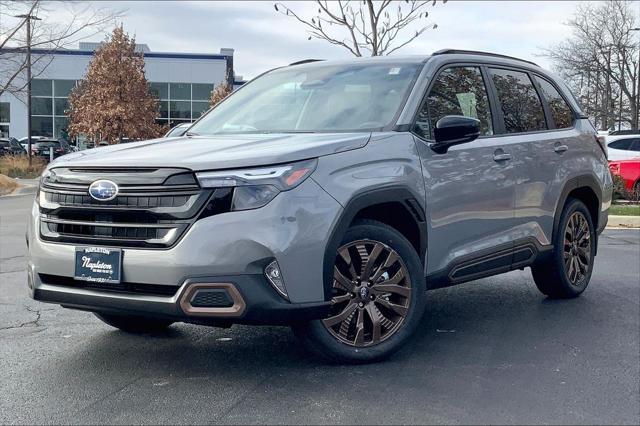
[189,62,421,135]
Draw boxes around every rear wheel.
[293,220,426,363]
[531,198,596,298]
[94,312,173,333]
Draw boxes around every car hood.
[51,133,370,171]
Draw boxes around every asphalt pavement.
[1,193,639,425]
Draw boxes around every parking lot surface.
[1,194,639,425]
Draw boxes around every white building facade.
[0,43,242,140]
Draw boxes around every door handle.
[554,144,569,153]
[493,152,512,162]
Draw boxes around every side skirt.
[426,237,553,290]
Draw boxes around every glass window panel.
[0,124,8,138]
[169,100,191,119]
[609,139,633,150]
[490,68,546,133]
[170,83,191,100]
[533,76,574,129]
[416,66,493,138]
[158,101,169,119]
[189,63,420,134]
[149,82,168,100]
[32,79,52,97]
[54,98,69,116]
[54,80,76,97]
[31,116,53,137]
[54,117,69,139]
[0,102,9,123]
[192,101,210,118]
[192,83,214,100]
[32,97,53,116]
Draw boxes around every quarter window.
[533,76,574,128]
[609,138,635,150]
[489,68,546,133]
[415,66,493,139]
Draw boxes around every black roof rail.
[289,59,325,66]
[432,49,539,67]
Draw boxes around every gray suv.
[27,50,612,363]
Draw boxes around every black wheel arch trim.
[552,174,603,247]
[322,186,427,301]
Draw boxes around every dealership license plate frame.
[74,247,122,284]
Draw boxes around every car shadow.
[52,271,606,379]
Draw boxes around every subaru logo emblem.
[88,179,119,201]
[359,286,369,299]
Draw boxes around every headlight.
[195,159,317,211]
[34,169,51,206]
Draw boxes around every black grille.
[44,221,173,241]
[38,167,217,248]
[190,289,234,308]
[39,274,180,297]
[44,191,192,208]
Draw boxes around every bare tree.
[543,0,640,130]
[274,0,445,57]
[0,1,121,100]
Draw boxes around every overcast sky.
[47,0,586,79]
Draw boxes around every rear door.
[493,70,590,248]
[483,68,557,253]
[413,65,518,279]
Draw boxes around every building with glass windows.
[0,42,244,140]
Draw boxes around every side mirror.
[432,115,481,154]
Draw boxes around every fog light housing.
[265,260,288,300]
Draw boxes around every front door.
[412,65,518,280]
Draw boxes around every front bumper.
[29,271,330,325]
[27,178,342,323]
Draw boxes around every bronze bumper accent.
[179,282,246,317]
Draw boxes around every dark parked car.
[0,137,26,156]
[31,139,71,161]
[19,136,44,152]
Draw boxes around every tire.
[94,312,174,333]
[531,198,596,299]
[293,219,426,364]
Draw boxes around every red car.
[609,159,640,193]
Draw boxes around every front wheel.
[94,312,174,333]
[293,220,426,363]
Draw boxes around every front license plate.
[74,247,122,284]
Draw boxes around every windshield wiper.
[185,131,199,137]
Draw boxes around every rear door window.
[489,68,546,133]
[628,139,640,151]
[415,66,494,139]
[533,76,574,129]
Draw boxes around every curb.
[607,215,640,229]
